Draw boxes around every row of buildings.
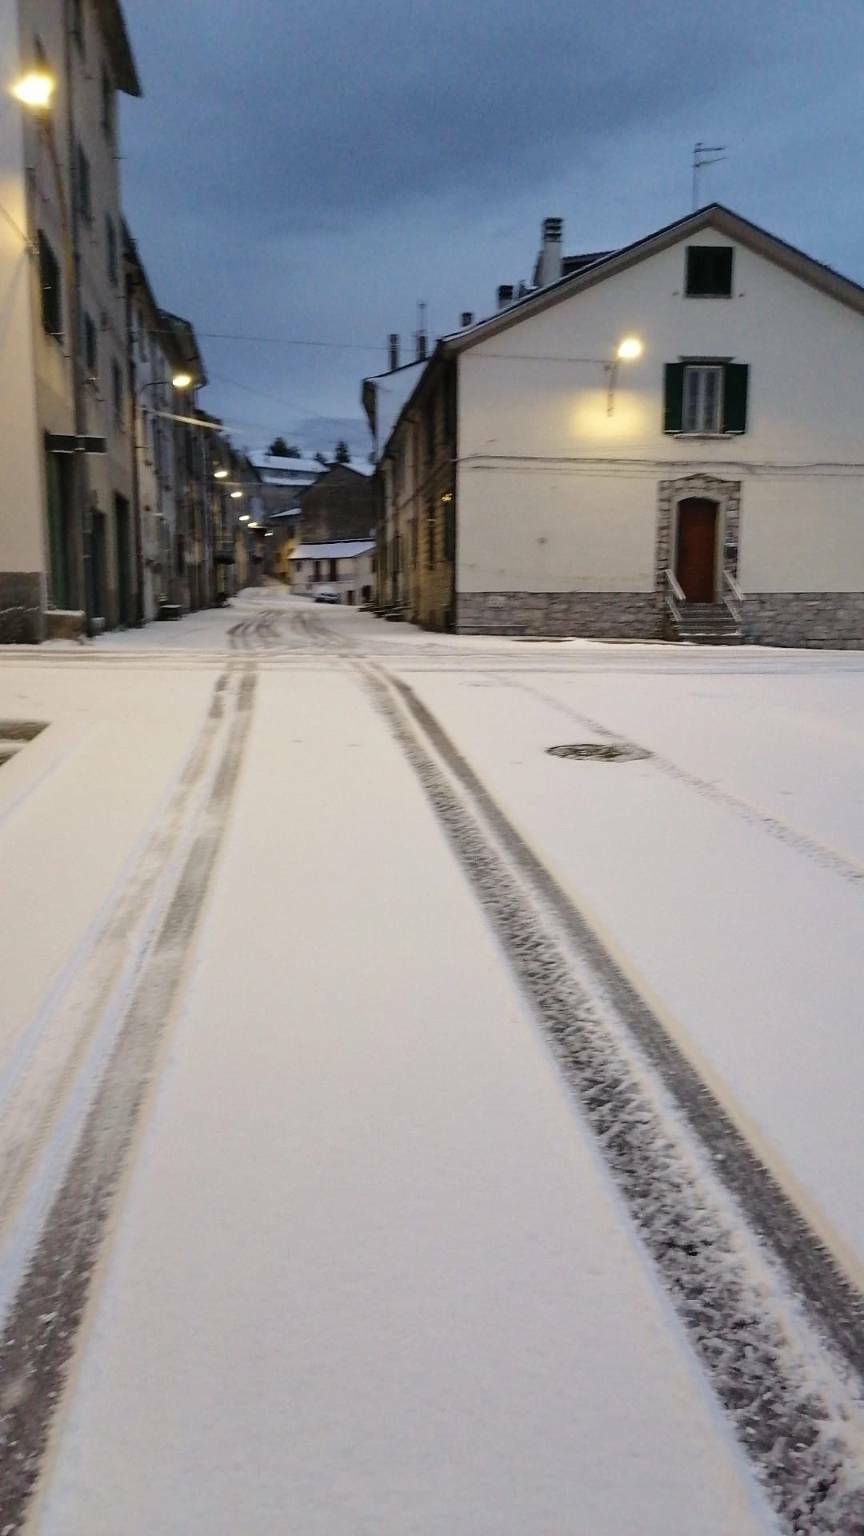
[0,0,257,644]
[362,206,864,647]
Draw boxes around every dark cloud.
[119,0,864,443]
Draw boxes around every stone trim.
[742,593,864,649]
[456,591,662,638]
[0,573,44,645]
[656,474,741,596]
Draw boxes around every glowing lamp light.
[230,490,244,500]
[214,468,229,480]
[616,336,643,362]
[12,71,56,110]
[171,371,193,390]
[239,514,250,522]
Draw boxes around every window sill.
[668,431,745,439]
[683,292,733,300]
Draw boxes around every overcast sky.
[121,0,864,456]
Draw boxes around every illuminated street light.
[607,336,644,414]
[214,468,229,480]
[12,71,56,110]
[616,336,643,362]
[230,489,243,500]
[171,371,193,390]
[239,514,250,522]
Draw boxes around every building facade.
[0,0,142,641]
[290,540,375,605]
[372,206,864,647]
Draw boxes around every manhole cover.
[546,742,650,763]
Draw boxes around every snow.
[389,651,864,1284]
[291,539,375,560]
[23,644,769,1535]
[368,359,427,459]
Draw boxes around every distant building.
[367,204,864,646]
[290,540,375,605]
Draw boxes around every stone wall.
[742,594,864,649]
[0,574,44,644]
[456,592,663,638]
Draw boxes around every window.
[105,215,118,285]
[76,144,92,223]
[38,231,62,337]
[101,64,114,139]
[71,0,85,53]
[112,358,124,423]
[328,559,338,580]
[426,505,435,569]
[685,246,733,298]
[84,312,98,376]
[664,361,749,434]
[443,501,455,562]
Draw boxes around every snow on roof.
[368,360,427,459]
[291,540,375,561]
[248,453,324,476]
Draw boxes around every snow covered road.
[1,593,863,1533]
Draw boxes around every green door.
[45,447,71,609]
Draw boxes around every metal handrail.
[723,568,744,604]
[665,567,685,603]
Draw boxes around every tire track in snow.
[0,666,258,1534]
[501,675,864,886]
[361,662,864,1536]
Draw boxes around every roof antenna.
[692,142,726,210]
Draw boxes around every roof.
[248,453,324,477]
[375,203,864,468]
[442,204,864,354]
[361,359,428,455]
[291,540,375,561]
[95,0,141,96]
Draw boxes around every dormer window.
[685,246,733,297]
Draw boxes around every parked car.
[313,586,340,605]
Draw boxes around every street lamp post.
[130,375,197,623]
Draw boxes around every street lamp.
[230,489,243,500]
[12,71,56,110]
[214,468,229,480]
[607,335,644,414]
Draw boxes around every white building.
[0,0,142,641]
[290,540,375,605]
[375,205,864,647]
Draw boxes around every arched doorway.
[675,498,718,602]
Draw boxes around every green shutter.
[723,363,749,433]
[663,363,684,432]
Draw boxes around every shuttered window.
[685,246,734,297]
[664,361,749,434]
[38,231,62,338]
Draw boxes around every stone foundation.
[0,573,44,645]
[45,609,85,641]
[457,592,663,639]
[742,593,864,649]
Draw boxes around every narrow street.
[2,593,864,1533]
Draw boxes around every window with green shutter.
[663,361,749,434]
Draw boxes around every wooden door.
[675,499,718,602]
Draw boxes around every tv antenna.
[692,142,727,209]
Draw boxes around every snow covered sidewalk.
[30,666,769,1535]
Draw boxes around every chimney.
[460,310,474,328]
[388,333,399,371]
[539,216,563,287]
[496,284,514,311]
[416,330,428,361]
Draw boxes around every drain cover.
[546,742,650,763]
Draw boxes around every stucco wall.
[0,6,46,638]
[456,225,864,598]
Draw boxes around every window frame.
[38,230,62,340]
[682,363,724,434]
[84,311,98,377]
[112,357,124,424]
[105,214,118,286]
[685,245,734,299]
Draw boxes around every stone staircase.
[669,601,742,645]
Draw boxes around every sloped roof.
[443,204,864,354]
[361,359,428,455]
[96,0,141,95]
[291,540,375,561]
